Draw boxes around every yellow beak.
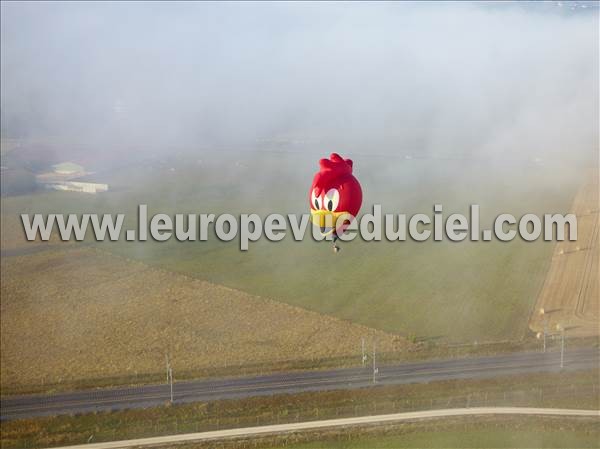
[310,210,348,236]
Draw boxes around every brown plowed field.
[529,171,599,337]
[1,247,405,393]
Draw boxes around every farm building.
[35,161,109,194]
[51,162,85,176]
[44,180,109,194]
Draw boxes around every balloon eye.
[311,190,322,210]
[324,189,340,212]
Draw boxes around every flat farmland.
[269,426,600,449]
[0,247,402,393]
[529,170,599,338]
[0,206,72,252]
[1,150,589,344]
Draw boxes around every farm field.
[1,149,587,344]
[269,426,600,449]
[0,246,402,393]
[530,170,599,337]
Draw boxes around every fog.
[1,2,599,353]
[1,1,598,162]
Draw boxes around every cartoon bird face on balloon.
[309,153,362,238]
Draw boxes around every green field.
[1,150,585,342]
[271,428,600,449]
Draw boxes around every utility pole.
[556,324,565,368]
[539,308,547,353]
[362,338,367,367]
[372,341,378,384]
[169,367,174,403]
[165,354,170,383]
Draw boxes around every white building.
[36,162,109,194]
[44,180,109,194]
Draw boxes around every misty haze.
[1,2,598,448]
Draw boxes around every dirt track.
[529,170,599,337]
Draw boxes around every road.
[43,407,600,449]
[2,347,598,420]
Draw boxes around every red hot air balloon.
[309,153,362,252]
